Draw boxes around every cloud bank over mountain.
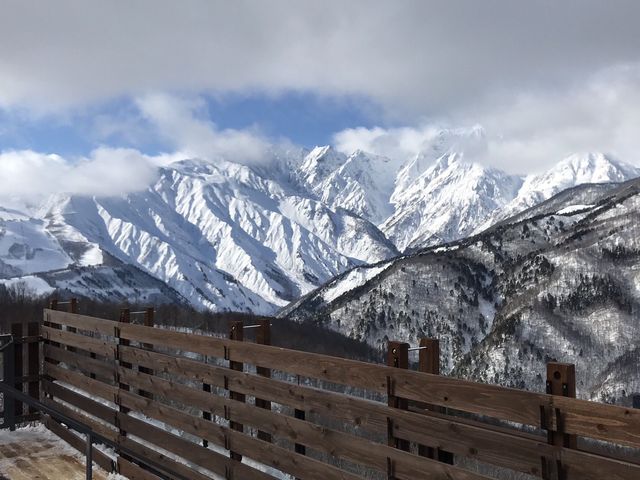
[333,65,640,174]
[1,1,639,117]
[1,1,639,199]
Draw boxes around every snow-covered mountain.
[295,146,399,224]
[1,157,397,313]
[476,152,640,233]
[282,177,640,404]
[381,152,523,251]
[2,128,639,314]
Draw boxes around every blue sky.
[0,92,381,157]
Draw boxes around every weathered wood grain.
[44,343,116,382]
[44,309,118,336]
[43,361,118,404]
[42,325,116,358]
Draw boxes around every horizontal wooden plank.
[123,346,546,468]
[43,380,117,427]
[44,362,118,404]
[118,322,225,358]
[119,345,226,387]
[44,309,119,336]
[121,346,558,476]
[554,395,640,449]
[119,410,275,480]
[121,345,640,478]
[119,351,385,431]
[44,308,119,336]
[117,457,163,480]
[119,369,490,480]
[117,366,226,415]
[119,395,361,480]
[562,447,640,480]
[43,396,119,443]
[42,325,116,358]
[119,324,547,426]
[44,415,114,473]
[44,343,116,382]
[118,436,213,480]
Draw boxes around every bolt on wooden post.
[387,341,410,452]
[228,320,245,462]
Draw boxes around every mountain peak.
[555,152,639,183]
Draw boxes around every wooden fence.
[11,304,640,479]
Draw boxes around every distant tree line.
[0,282,381,362]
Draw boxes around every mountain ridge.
[1,133,639,314]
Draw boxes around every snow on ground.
[556,204,595,215]
[323,262,391,303]
[0,423,127,479]
[0,219,72,275]
[430,244,461,253]
[0,275,55,295]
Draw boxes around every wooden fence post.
[117,308,131,439]
[228,321,245,462]
[546,362,577,448]
[255,319,272,443]
[138,307,155,399]
[45,299,61,354]
[545,362,576,480]
[27,322,40,414]
[10,323,24,422]
[416,338,453,464]
[65,299,78,355]
[202,308,212,448]
[387,341,410,454]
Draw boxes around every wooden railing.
[36,306,640,480]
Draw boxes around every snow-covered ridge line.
[2,133,639,313]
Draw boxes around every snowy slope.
[33,158,397,313]
[381,152,523,251]
[0,208,72,277]
[295,147,400,224]
[476,153,640,233]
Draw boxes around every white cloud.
[334,125,447,162]
[333,65,640,173]
[0,148,159,204]
[0,1,639,119]
[0,93,288,205]
[135,94,273,164]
